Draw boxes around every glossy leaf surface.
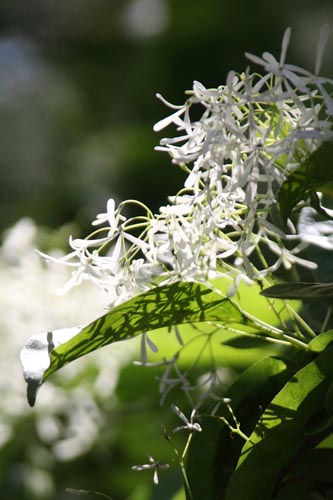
[21,281,254,406]
[225,345,333,500]
[185,356,300,500]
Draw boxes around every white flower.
[42,27,333,308]
[132,454,170,485]
[171,404,202,433]
[0,218,133,463]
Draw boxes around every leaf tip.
[27,380,41,407]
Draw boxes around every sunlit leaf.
[308,330,333,353]
[225,345,333,500]
[21,281,254,406]
[278,141,333,222]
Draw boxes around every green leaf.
[273,440,333,499]
[308,330,333,353]
[304,408,332,435]
[21,281,254,406]
[221,335,272,349]
[291,447,333,484]
[278,141,333,222]
[325,382,333,417]
[273,478,311,500]
[225,345,333,500]
[261,282,333,301]
[185,356,300,500]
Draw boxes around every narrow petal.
[280,27,291,66]
[315,24,329,75]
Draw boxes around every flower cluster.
[0,219,132,483]
[44,27,333,309]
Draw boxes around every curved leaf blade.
[21,281,254,406]
[261,282,333,301]
[308,330,333,353]
[185,356,300,500]
[278,141,333,222]
[225,345,333,500]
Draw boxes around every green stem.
[178,434,194,500]
[219,326,294,348]
[218,404,250,442]
[241,309,309,350]
[286,304,316,338]
[165,431,194,500]
[321,305,332,333]
[65,489,113,499]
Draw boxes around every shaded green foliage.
[186,344,333,500]
[278,141,333,223]
[3,2,333,499]
[261,282,333,301]
[185,356,301,500]
[225,345,333,500]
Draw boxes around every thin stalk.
[286,304,316,339]
[215,325,295,347]
[65,489,113,499]
[180,433,195,500]
[253,241,296,330]
[217,403,250,442]
[240,308,309,350]
[321,305,332,334]
[167,432,194,500]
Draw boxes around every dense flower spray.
[41,27,333,310]
[21,28,333,494]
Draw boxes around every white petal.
[153,108,186,132]
[245,52,266,66]
[171,404,189,424]
[280,27,291,66]
[315,24,329,75]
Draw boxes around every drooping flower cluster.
[43,27,333,309]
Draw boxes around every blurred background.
[0,0,332,499]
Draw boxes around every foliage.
[17,24,333,500]
[22,281,254,406]
[278,141,333,222]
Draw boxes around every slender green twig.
[321,305,332,333]
[234,306,309,350]
[217,403,250,442]
[285,304,316,338]
[65,489,113,499]
[164,430,194,500]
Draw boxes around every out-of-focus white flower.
[0,219,133,463]
[132,454,170,485]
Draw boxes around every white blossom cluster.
[0,219,133,494]
[44,27,333,309]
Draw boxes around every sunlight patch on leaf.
[21,281,254,406]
